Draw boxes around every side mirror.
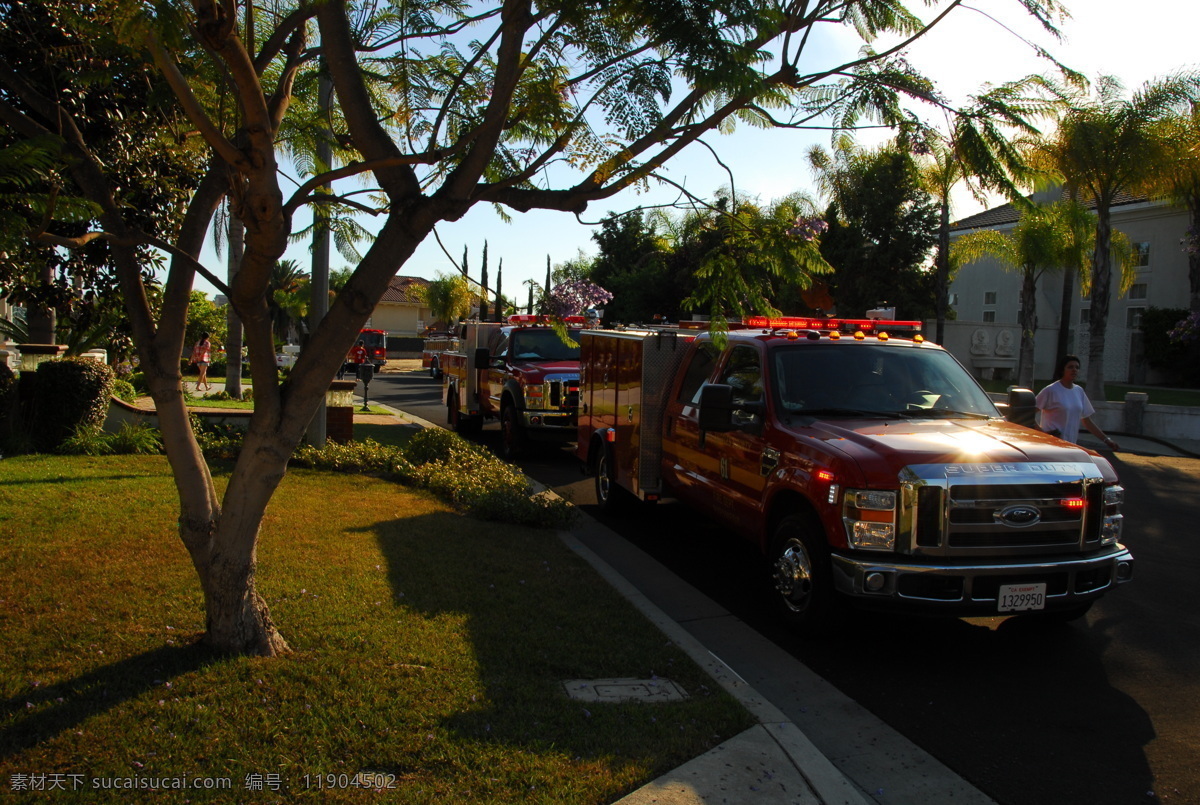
[473,347,490,370]
[1005,387,1038,428]
[698,383,738,433]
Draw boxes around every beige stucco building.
[367,275,434,338]
[942,190,1192,385]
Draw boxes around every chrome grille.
[901,464,1106,557]
[545,375,580,411]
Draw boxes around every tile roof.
[378,275,430,304]
[951,190,1150,231]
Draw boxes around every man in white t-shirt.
[1035,355,1119,450]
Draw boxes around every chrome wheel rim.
[773,538,814,612]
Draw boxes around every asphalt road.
[372,369,1200,805]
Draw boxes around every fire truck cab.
[442,315,587,459]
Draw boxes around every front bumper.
[830,545,1134,614]
[519,411,577,441]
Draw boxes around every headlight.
[844,488,896,551]
[1101,484,1124,546]
[523,384,546,410]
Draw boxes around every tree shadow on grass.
[0,642,224,761]
[363,510,754,787]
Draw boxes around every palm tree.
[1026,72,1200,400]
[952,200,1098,388]
[425,273,475,328]
[915,78,1059,344]
[268,259,309,343]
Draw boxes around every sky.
[195,0,1200,313]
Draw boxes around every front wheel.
[500,404,528,460]
[768,514,843,636]
[448,389,481,437]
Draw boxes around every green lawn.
[979,379,1200,407]
[0,455,752,803]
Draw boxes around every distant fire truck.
[441,315,589,459]
[421,332,460,380]
[341,327,388,375]
[576,316,1133,633]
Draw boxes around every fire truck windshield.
[771,344,999,418]
[508,329,583,361]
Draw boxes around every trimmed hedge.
[31,358,115,453]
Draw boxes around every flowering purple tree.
[1169,310,1200,345]
[787,215,828,242]
[546,279,613,317]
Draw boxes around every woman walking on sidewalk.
[1036,354,1119,450]
[190,332,213,392]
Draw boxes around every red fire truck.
[576,316,1133,633]
[421,333,460,380]
[442,315,589,459]
[341,327,388,375]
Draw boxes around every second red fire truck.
[441,315,589,459]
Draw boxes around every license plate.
[998,582,1047,613]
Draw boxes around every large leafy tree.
[1026,73,1200,400]
[588,211,678,323]
[809,139,939,319]
[0,0,206,345]
[0,0,1077,656]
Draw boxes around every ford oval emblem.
[996,504,1041,527]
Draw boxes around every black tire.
[500,404,528,460]
[430,359,441,380]
[448,389,482,437]
[768,514,843,636]
[594,445,634,514]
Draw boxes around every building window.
[1129,283,1148,300]
[982,311,996,323]
[1079,307,1090,325]
[984,291,997,305]
[1134,242,1151,267]
[948,293,959,306]
[1127,307,1145,329]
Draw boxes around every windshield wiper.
[796,408,905,419]
[902,408,993,420]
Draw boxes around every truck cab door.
[484,331,509,417]
[664,344,769,530]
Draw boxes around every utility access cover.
[562,678,688,703]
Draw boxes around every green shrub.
[31,358,115,453]
[408,447,575,528]
[402,426,466,466]
[1141,307,1200,387]
[190,412,245,461]
[0,363,19,454]
[111,378,137,402]
[292,438,413,477]
[127,371,149,394]
[57,425,113,456]
[108,421,164,454]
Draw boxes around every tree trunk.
[1019,267,1038,389]
[934,200,950,345]
[1085,208,1113,402]
[1189,203,1200,313]
[225,210,245,398]
[1056,265,1074,361]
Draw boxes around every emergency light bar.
[506,314,588,325]
[743,316,923,336]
